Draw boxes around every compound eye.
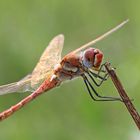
[82,48,95,68]
[87,56,91,62]
[84,49,94,62]
[94,49,99,54]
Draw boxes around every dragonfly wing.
[31,34,64,90]
[0,74,32,95]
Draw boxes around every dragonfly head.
[82,48,103,70]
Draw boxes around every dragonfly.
[0,20,128,121]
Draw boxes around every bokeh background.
[0,0,140,140]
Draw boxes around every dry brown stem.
[105,62,140,130]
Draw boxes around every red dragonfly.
[0,20,128,121]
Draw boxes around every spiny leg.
[89,63,109,82]
[98,63,107,74]
[84,74,122,101]
[96,62,116,79]
[89,70,108,81]
[88,71,108,87]
[83,77,102,101]
[81,74,122,102]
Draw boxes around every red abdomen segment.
[0,77,60,121]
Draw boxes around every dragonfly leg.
[89,70,107,80]
[98,63,107,74]
[87,63,111,86]
[88,70,108,87]
[81,74,122,102]
[98,63,109,80]
[96,62,116,79]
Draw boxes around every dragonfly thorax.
[82,48,103,70]
[53,53,84,81]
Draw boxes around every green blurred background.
[0,0,140,140]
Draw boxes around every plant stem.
[105,62,140,130]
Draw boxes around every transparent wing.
[31,34,64,89]
[0,74,32,95]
